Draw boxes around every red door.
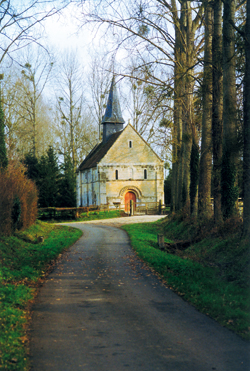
[125,192,136,212]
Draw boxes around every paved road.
[29,217,250,371]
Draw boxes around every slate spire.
[101,77,125,143]
[101,76,125,125]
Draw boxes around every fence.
[38,200,169,220]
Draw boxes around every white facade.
[76,124,164,208]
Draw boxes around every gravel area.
[71,214,166,227]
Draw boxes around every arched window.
[144,169,147,179]
[115,170,118,180]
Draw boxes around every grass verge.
[77,209,125,221]
[0,220,82,370]
[45,209,126,223]
[122,219,250,340]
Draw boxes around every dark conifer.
[58,152,76,207]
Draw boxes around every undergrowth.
[122,216,250,340]
[0,220,82,370]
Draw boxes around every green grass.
[122,219,250,340]
[42,209,125,223]
[0,221,82,370]
[77,209,124,221]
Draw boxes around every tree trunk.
[221,0,239,220]
[0,96,8,169]
[243,0,250,236]
[172,10,183,212]
[198,0,213,216]
[181,1,195,214]
[212,0,223,223]
[190,133,199,215]
[171,1,201,214]
[32,85,37,158]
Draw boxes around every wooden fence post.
[157,234,165,249]
[130,200,134,216]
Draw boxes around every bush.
[0,162,38,236]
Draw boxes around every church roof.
[77,130,123,171]
[101,77,125,125]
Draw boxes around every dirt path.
[71,214,166,227]
[29,217,250,371]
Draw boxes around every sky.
[44,5,91,56]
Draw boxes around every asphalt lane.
[29,219,250,371]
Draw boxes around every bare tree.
[2,56,54,159]
[0,0,68,65]
[124,60,172,155]
[87,54,113,141]
[198,0,213,215]
[54,50,98,168]
[16,47,53,157]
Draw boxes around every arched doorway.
[125,191,136,213]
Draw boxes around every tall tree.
[221,0,239,219]
[198,0,213,215]
[0,76,8,169]
[58,152,76,207]
[19,48,53,157]
[55,51,97,169]
[2,64,54,159]
[212,0,223,222]
[36,146,60,207]
[243,0,250,236]
[171,1,203,213]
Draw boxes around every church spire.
[101,77,125,143]
[101,76,125,126]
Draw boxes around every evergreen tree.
[23,153,39,181]
[58,152,76,207]
[0,96,8,169]
[37,146,60,207]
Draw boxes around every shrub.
[0,162,38,235]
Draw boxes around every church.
[76,77,164,210]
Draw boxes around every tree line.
[79,0,249,236]
[23,148,76,208]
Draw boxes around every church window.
[115,170,118,180]
[129,140,133,148]
[144,169,147,179]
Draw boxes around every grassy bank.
[42,209,126,223]
[122,217,250,340]
[0,221,82,370]
[77,209,125,222]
